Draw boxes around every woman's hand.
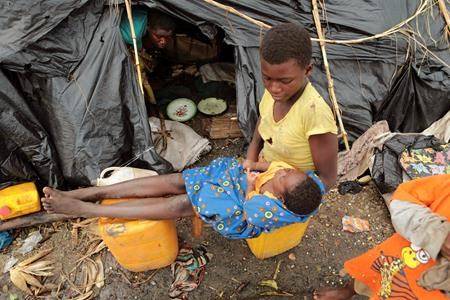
[246,171,258,188]
[245,171,259,200]
[243,159,256,171]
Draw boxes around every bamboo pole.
[124,0,144,95]
[311,0,350,150]
[202,0,271,30]
[202,0,431,45]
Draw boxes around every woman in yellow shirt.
[245,23,338,189]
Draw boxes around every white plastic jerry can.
[94,167,158,186]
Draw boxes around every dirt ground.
[0,138,394,300]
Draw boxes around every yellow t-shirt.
[258,82,337,171]
[247,161,294,199]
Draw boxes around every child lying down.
[42,157,324,239]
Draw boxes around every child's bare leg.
[43,173,186,202]
[108,198,175,207]
[41,188,193,219]
[313,280,356,300]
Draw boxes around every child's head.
[260,23,312,103]
[272,169,322,215]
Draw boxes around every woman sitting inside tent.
[120,8,175,52]
[120,7,176,103]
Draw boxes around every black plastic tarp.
[0,0,449,189]
[375,58,450,133]
[0,69,64,189]
[0,0,172,189]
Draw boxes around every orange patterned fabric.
[345,175,450,300]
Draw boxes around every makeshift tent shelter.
[1,0,449,189]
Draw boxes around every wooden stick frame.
[203,0,433,45]
[311,0,350,150]
[438,0,450,38]
[124,0,144,95]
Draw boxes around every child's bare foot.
[313,285,355,300]
[41,187,90,217]
[42,186,100,202]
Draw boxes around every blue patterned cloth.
[306,170,326,195]
[182,157,310,239]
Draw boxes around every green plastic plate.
[197,98,227,116]
[166,98,197,122]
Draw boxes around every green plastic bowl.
[166,98,197,122]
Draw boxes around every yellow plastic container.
[0,182,41,221]
[98,199,179,272]
[246,219,310,259]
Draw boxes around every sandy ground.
[0,139,394,299]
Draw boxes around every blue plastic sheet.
[0,231,14,250]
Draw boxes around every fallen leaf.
[43,283,58,290]
[94,257,104,288]
[82,263,88,290]
[259,279,278,290]
[20,260,54,276]
[18,248,53,267]
[71,227,79,246]
[9,269,32,295]
[20,272,43,288]
[72,290,93,300]
[21,260,53,271]
[272,260,282,280]
[10,252,55,295]
[77,241,106,263]
[85,259,98,292]
[259,290,294,297]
